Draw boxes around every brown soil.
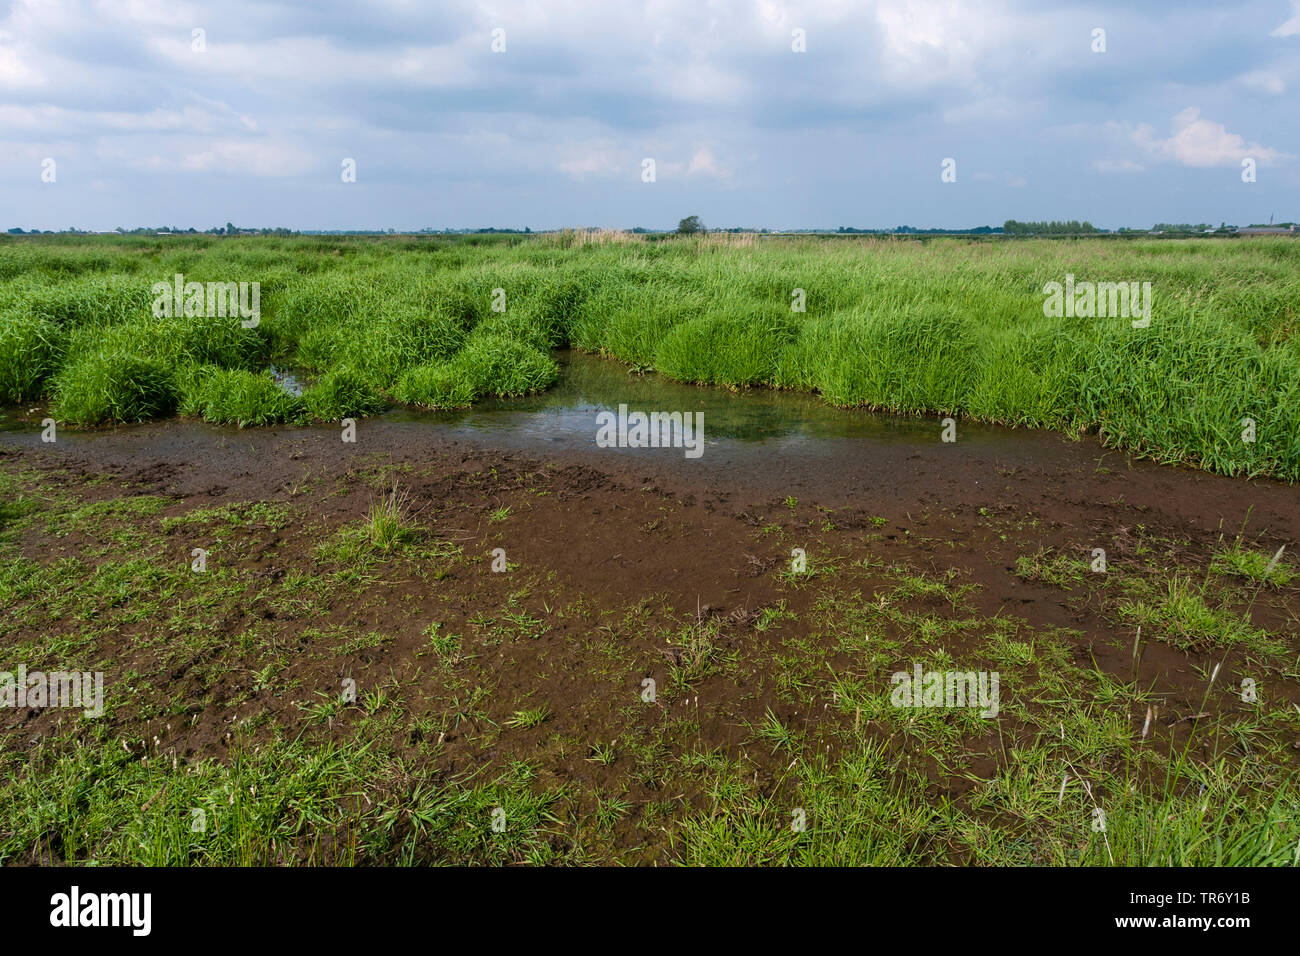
[2,413,1298,861]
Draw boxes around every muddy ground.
[1,410,1298,864]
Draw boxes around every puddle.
[2,350,1024,465]
[268,366,305,397]
[8,349,1297,543]
[385,350,1012,456]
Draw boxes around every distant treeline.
[403,227,533,234]
[837,225,1001,235]
[7,225,297,236]
[4,221,1293,237]
[1118,223,1227,235]
[1002,220,1100,236]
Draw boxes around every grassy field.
[1,232,1297,481]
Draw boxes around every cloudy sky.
[2,0,1298,231]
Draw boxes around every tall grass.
[396,331,558,408]
[0,313,63,403]
[303,365,385,421]
[179,367,304,427]
[1,232,1297,481]
[51,349,178,424]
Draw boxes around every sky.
[1,0,1298,231]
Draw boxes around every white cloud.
[559,142,732,182]
[174,140,317,177]
[685,146,729,179]
[558,145,625,180]
[873,0,1016,91]
[660,146,732,181]
[0,38,41,88]
[146,34,478,89]
[1271,1,1300,37]
[1134,108,1288,167]
[0,0,1295,229]
[1239,69,1285,94]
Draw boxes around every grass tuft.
[180,367,304,427]
[51,349,178,424]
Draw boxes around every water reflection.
[385,350,1004,448]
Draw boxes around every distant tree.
[1152,223,1212,233]
[677,215,705,235]
[1003,219,1099,236]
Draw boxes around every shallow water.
[2,350,1018,465]
[386,350,1012,456]
[8,350,1297,545]
[267,366,305,397]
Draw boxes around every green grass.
[396,332,558,409]
[506,707,551,729]
[1015,548,1090,589]
[1211,540,1294,587]
[51,348,178,424]
[0,730,574,865]
[1117,576,1281,656]
[366,486,416,551]
[180,367,303,427]
[657,311,795,387]
[302,365,385,420]
[1,462,1297,865]
[0,314,63,403]
[2,232,1298,482]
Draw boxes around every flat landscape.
[1,233,1298,865]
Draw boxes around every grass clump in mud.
[366,486,417,551]
[396,333,558,409]
[180,367,303,427]
[1116,576,1282,656]
[1014,548,1090,589]
[1211,540,1294,587]
[51,349,178,424]
[302,366,385,420]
